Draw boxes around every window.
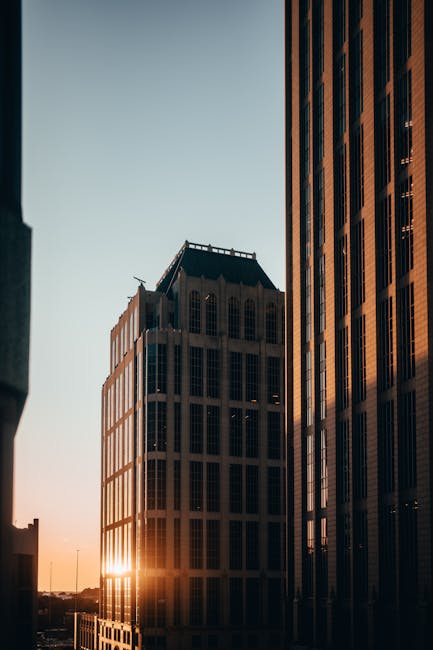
[352,218,365,307]
[337,327,349,410]
[313,0,324,79]
[351,30,363,119]
[246,522,259,570]
[379,297,394,391]
[398,177,414,276]
[190,461,203,511]
[143,577,166,628]
[205,293,217,336]
[396,0,412,67]
[316,167,325,247]
[379,400,394,494]
[174,345,181,395]
[230,464,242,513]
[267,357,281,404]
[305,519,314,596]
[398,391,416,489]
[246,578,260,625]
[305,266,312,342]
[319,341,327,419]
[246,465,259,514]
[353,315,366,403]
[302,183,311,260]
[300,14,310,99]
[146,518,166,568]
[268,579,282,625]
[146,459,166,510]
[230,408,243,456]
[377,195,392,290]
[268,412,280,460]
[206,406,220,455]
[244,299,256,340]
[189,347,203,396]
[315,84,324,163]
[337,421,350,503]
[398,71,413,167]
[190,578,203,626]
[400,499,418,603]
[335,54,346,139]
[268,467,281,515]
[174,402,181,453]
[354,510,368,598]
[206,463,220,512]
[320,429,328,508]
[306,433,314,512]
[398,283,415,380]
[246,354,259,402]
[229,352,242,401]
[318,255,325,332]
[147,402,167,451]
[375,0,390,89]
[353,412,367,499]
[206,520,220,569]
[174,460,181,510]
[334,144,347,229]
[229,521,242,569]
[379,505,396,602]
[174,576,181,623]
[206,578,220,626]
[189,291,201,333]
[229,578,243,625]
[174,519,181,568]
[377,94,391,190]
[338,513,351,598]
[207,349,220,398]
[190,404,203,453]
[268,522,281,570]
[305,349,312,425]
[228,297,240,339]
[246,410,259,457]
[190,519,203,569]
[335,0,346,50]
[336,236,348,319]
[266,303,277,344]
[351,126,364,217]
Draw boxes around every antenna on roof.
[134,276,146,287]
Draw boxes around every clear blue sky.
[14,0,284,590]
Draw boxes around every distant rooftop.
[156,241,277,295]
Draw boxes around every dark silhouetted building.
[0,2,33,649]
[11,519,39,649]
[285,1,433,649]
[96,242,285,650]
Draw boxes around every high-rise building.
[0,3,33,649]
[285,1,433,648]
[97,242,286,650]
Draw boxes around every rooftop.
[156,241,277,295]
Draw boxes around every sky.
[14,0,284,591]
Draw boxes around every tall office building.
[97,242,285,650]
[285,1,433,648]
[0,3,33,649]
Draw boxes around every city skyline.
[13,0,284,591]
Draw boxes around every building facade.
[98,242,286,650]
[0,3,33,649]
[285,1,433,649]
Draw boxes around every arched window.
[266,302,277,343]
[244,299,256,340]
[189,290,201,333]
[205,293,217,336]
[228,297,240,339]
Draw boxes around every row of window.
[144,404,282,459]
[139,459,282,515]
[189,291,281,343]
[143,518,282,572]
[137,576,283,629]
